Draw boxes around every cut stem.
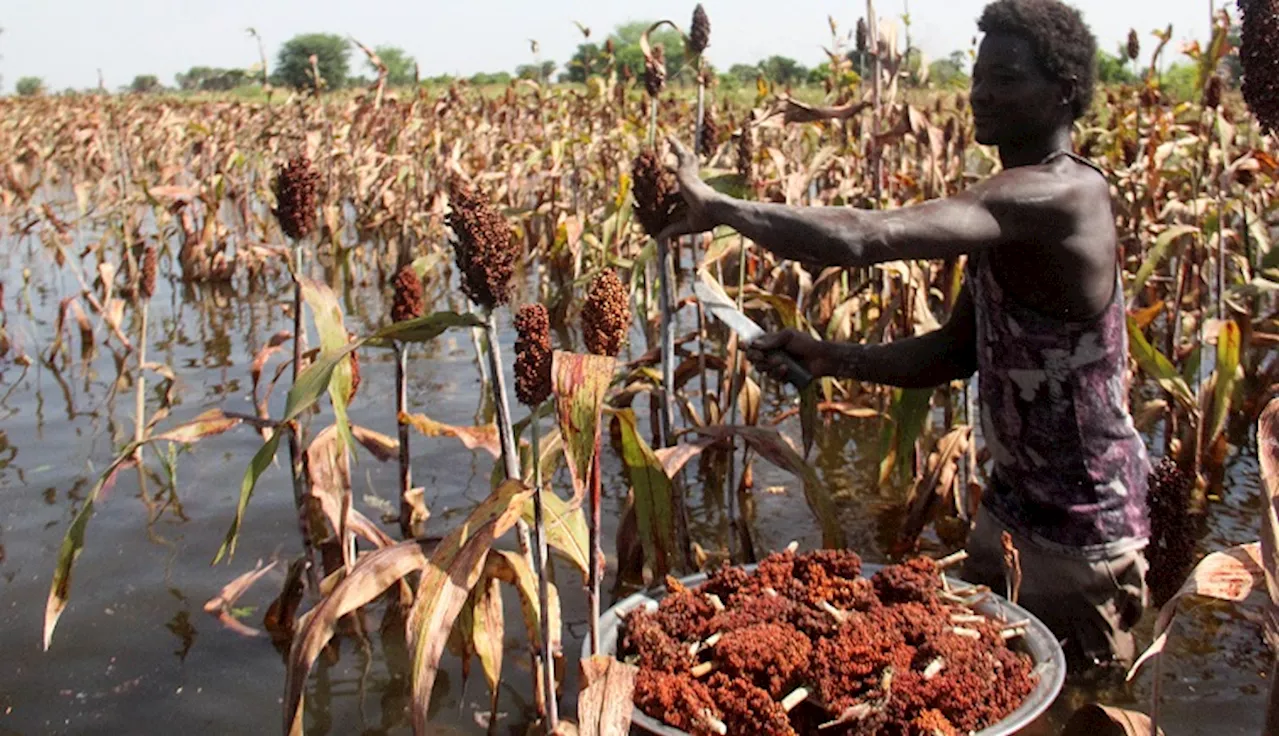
[782,687,810,712]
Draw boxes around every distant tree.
[175,66,249,91]
[372,45,416,86]
[274,33,350,90]
[757,55,808,86]
[928,50,970,89]
[516,60,557,81]
[727,64,761,85]
[1161,62,1199,101]
[15,76,44,96]
[130,75,161,93]
[1096,49,1136,84]
[566,21,685,85]
[176,66,217,90]
[469,71,512,86]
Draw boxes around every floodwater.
[0,233,1272,736]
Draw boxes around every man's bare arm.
[750,285,978,389]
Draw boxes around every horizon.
[2,1,1229,93]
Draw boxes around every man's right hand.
[746,329,840,381]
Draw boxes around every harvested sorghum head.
[622,608,692,674]
[581,269,630,357]
[644,45,666,98]
[446,176,519,309]
[390,265,425,323]
[871,556,940,604]
[513,303,552,407]
[631,149,687,239]
[708,673,796,736]
[634,670,722,736]
[1239,0,1278,132]
[713,622,811,698]
[273,155,320,241]
[688,5,711,56]
[139,245,157,301]
[653,576,715,642]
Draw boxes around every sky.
[2,1,1229,92]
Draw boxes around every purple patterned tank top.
[968,150,1150,559]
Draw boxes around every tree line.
[10,22,1243,99]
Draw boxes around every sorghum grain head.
[139,245,157,301]
[446,176,520,309]
[689,5,711,56]
[514,303,553,407]
[390,264,425,323]
[698,108,719,157]
[856,18,868,53]
[1239,0,1278,132]
[1126,29,1140,61]
[1203,74,1223,109]
[273,155,321,241]
[631,150,687,239]
[1145,456,1197,607]
[582,269,630,357]
[644,45,667,99]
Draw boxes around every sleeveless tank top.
[967,150,1150,559]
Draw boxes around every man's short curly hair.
[978,0,1097,119]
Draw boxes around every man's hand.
[657,136,724,241]
[745,329,839,382]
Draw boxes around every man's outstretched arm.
[660,137,1076,268]
[750,284,977,389]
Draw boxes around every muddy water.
[0,237,1271,736]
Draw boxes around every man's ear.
[1058,75,1078,109]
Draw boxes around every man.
[661,0,1150,672]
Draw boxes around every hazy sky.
[3,1,1226,92]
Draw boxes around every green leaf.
[1126,315,1196,411]
[44,447,137,650]
[299,279,355,459]
[1208,320,1241,443]
[613,409,674,578]
[800,380,820,459]
[530,486,590,579]
[878,388,933,486]
[214,431,283,564]
[1129,225,1198,298]
[470,574,505,710]
[484,549,563,678]
[551,351,616,507]
[370,311,484,345]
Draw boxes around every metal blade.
[693,278,765,345]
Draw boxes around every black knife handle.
[765,349,813,390]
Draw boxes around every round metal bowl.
[591,562,1066,736]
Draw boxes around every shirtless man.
[661,0,1150,671]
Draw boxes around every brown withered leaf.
[263,558,308,644]
[577,655,637,736]
[203,560,277,638]
[1062,704,1165,736]
[399,411,500,458]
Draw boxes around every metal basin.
[592,563,1066,736]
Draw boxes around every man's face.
[970,33,1067,147]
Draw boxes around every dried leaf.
[406,480,533,733]
[263,558,308,643]
[203,560,277,638]
[470,574,505,709]
[897,426,971,550]
[400,411,500,458]
[1062,704,1165,736]
[577,655,638,736]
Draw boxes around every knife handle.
[765,349,814,391]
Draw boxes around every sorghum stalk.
[134,245,157,453]
[391,264,425,538]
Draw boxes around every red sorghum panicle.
[390,265,425,323]
[698,108,718,158]
[736,123,756,182]
[1239,0,1278,133]
[1145,456,1198,607]
[1203,74,1223,109]
[513,303,552,407]
[139,245,157,300]
[634,670,722,736]
[856,18,868,53]
[582,269,630,357]
[708,673,795,736]
[1126,28,1140,61]
[631,149,687,239]
[644,45,667,99]
[713,622,811,697]
[273,155,321,241]
[688,5,711,56]
[446,176,520,309]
